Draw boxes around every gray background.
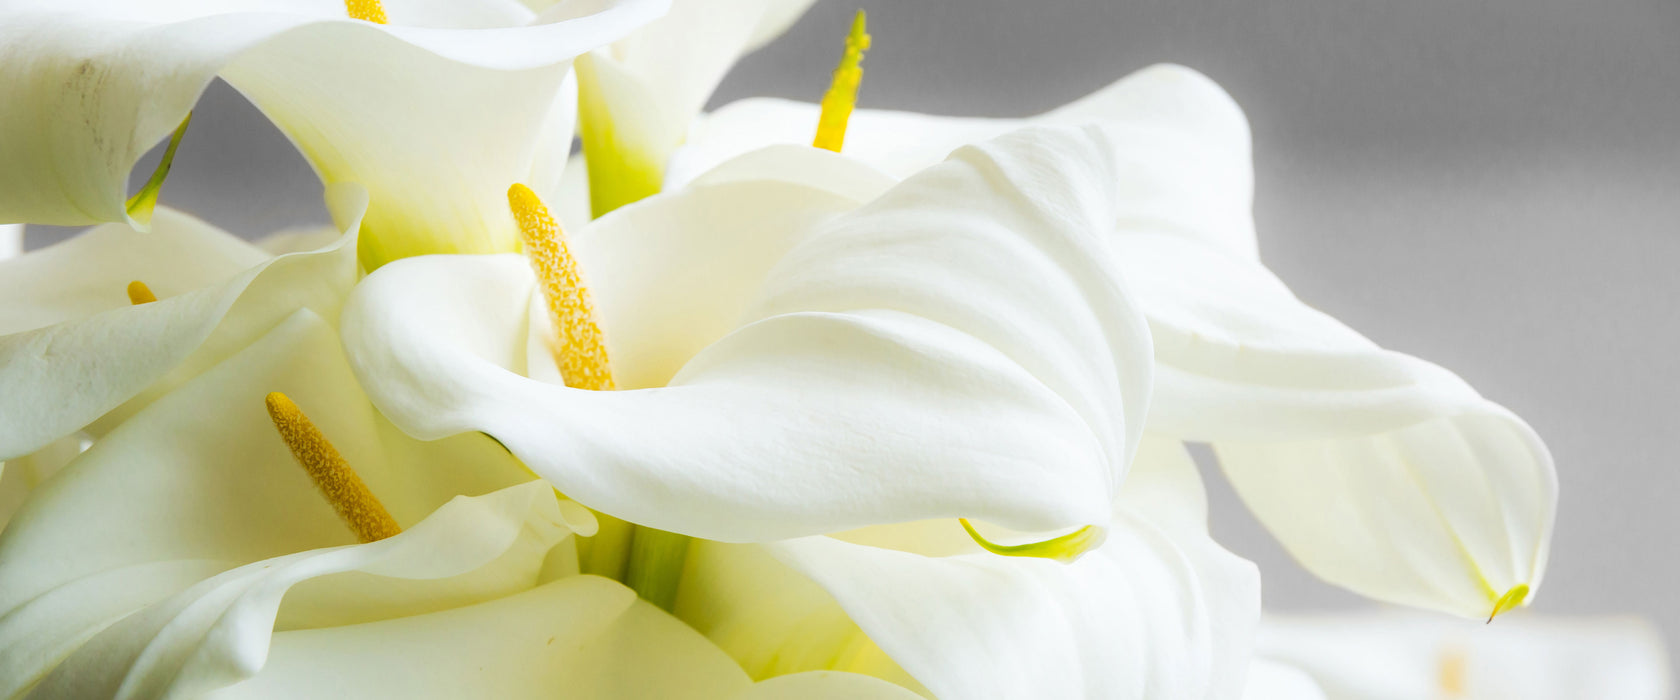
[27,0,1680,670]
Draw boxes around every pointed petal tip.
[959,518,1106,564]
[1487,584,1531,624]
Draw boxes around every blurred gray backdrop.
[27,0,1680,669]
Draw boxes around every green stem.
[623,525,692,612]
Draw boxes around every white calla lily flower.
[1256,612,1671,700]
[660,62,1558,621]
[344,125,1153,546]
[675,436,1260,700]
[573,0,817,217]
[0,301,921,699]
[0,186,366,463]
[0,0,667,268]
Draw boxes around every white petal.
[0,0,665,265]
[675,437,1259,700]
[26,481,577,699]
[0,224,21,260]
[0,308,532,697]
[0,186,365,460]
[1240,660,1327,700]
[680,61,1555,620]
[346,127,1151,541]
[0,435,85,532]
[575,0,816,207]
[1257,613,1672,700]
[672,64,1257,257]
[1123,230,1556,619]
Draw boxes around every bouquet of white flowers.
[0,2,1664,698]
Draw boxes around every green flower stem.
[623,525,692,612]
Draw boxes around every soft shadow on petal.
[346,127,1151,542]
[675,437,1260,700]
[0,186,366,460]
[0,0,666,266]
[0,308,530,697]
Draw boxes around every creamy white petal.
[26,481,578,699]
[0,0,665,266]
[201,576,753,700]
[670,63,1257,257]
[1115,208,1555,620]
[0,186,365,460]
[677,62,1556,620]
[346,127,1151,541]
[574,0,815,214]
[1257,613,1671,700]
[1240,660,1327,700]
[675,437,1260,700]
[0,436,85,532]
[0,225,21,260]
[0,308,532,697]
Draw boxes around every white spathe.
[0,0,668,265]
[661,62,1557,620]
[0,185,365,462]
[573,0,816,215]
[675,436,1261,700]
[343,126,1153,544]
[1256,612,1672,700]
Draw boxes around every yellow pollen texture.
[345,0,389,23]
[265,392,402,543]
[126,280,157,305]
[508,183,615,391]
[813,10,871,152]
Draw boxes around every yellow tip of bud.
[1486,583,1530,623]
[959,518,1105,564]
[812,9,871,152]
[345,0,388,23]
[265,392,401,543]
[125,113,191,230]
[508,184,615,391]
[126,280,158,305]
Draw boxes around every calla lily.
[673,436,1261,700]
[0,299,921,699]
[0,186,366,463]
[0,0,667,268]
[1256,612,1671,700]
[660,62,1558,621]
[343,125,1153,546]
[572,0,817,217]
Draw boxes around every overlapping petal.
[669,62,1558,619]
[0,307,533,697]
[0,185,365,460]
[1256,613,1672,700]
[0,0,667,265]
[574,0,816,214]
[345,126,1152,542]
[674,437,1260,700]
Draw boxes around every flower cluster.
[0,1,1653,698]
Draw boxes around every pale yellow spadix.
[812,10,870,152]
[265,392,401,543]
[508,183,615,391]
[344,0,388,23]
